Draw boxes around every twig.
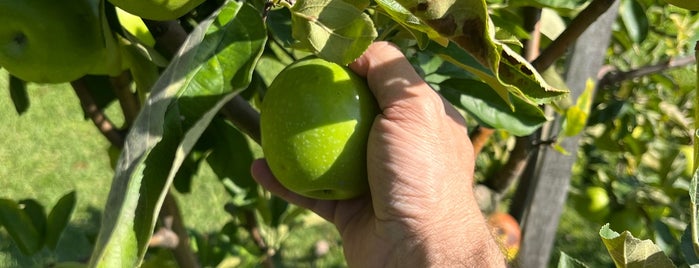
[523,7,542,61]
[143,20,189,58]
[244,210,274,268]
[110,71,141,127]
[531,0,617,71]
[598,55,697,88]
[71,78,125,148]
[160,193,200,268]
[225,203,274,267]
[221,97,261,145]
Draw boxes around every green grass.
[0,76,112,267]
[0,72,345,267]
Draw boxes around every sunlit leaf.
[393,0,567,108]
[289,0,377,65]
[374,0,448,47]
[89,1,267,266]
[557,251,589,268]
[561,79,594,137]
[599,224,676,268]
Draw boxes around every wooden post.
[514,2,620,267]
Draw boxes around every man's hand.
[252,41,505,267]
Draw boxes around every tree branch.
[598,55,697,88]
[160,193,200,268]
[71,78,126,148]
[110,71,141,127]
[143,20,189,59]
[531,0,617,71]
[221,97,261,144]
[523,7,542,62]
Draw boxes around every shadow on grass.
[0,206,102,268]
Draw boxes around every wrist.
[387,213,506,267]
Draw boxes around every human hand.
[251,41,505,267]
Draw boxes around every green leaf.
[561,79,594,137]
[0,199,42,255]
[599,224,676,268]
[439,78,548,136]
[374,0,448,46]
[557,251,589,268]
[289,0,377,65]
[172,150,206,194]
[46,191,77,250]
[428,42,511,103]
[663,0,699,10]
[205,118,257,203]
[9,75,29,115]
[255,56,287,87]
[691,167,699,258]
[620,0,649,44]
[681,227,699,265]
[18,199,47,246]
[89,1,267,266]
[392,0,566,108]
[498,45,568,104]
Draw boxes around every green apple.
[572,186,611,223]
[0,0,107,83]
[108,0,205,21]
[260,57,379,200]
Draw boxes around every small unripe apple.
[260,57,379,200]
[108,0,205,21]
[0,0,106,83]
[572,186,611,223]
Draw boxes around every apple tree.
[0,0,697,267]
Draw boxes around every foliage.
[0,0,697,267]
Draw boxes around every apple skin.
[0,0,105,83]
[572,186,611,223]
[487,212,521,261]
[108,0,205,21]
[260,57,379,200]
